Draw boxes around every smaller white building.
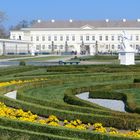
[118,31,136,65]
[0,39,32,55]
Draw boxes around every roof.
[0,39,32,44]
[30,20,140,29]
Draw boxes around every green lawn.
[24,79,131,103]
[0,55,30,59]
[11,55,71,61]
[0,65,140,140]
[117,88,140,106]
[71,55,118,61]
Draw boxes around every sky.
[0,0,140,28]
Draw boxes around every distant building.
[0,39,32,55]
[1,19,140,55]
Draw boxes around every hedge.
[0,66,39,77]
[89,83,140,114]
[0,82,139,130]
[0,117,139,140]
[1,91,140,130]
[18,89,140,120]
[0,125,77,140]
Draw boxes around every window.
[112,45,114,49]
[36,45,40,50]
[72,36,75,41]
[60,45,63,49]
[92,36,95,40]
[60,36,63,41]
[111,36,114,41]
[99,36,102,41]
[136,35,139,41]
[13,36,15,39]
[131,35,133,40]
[86,36,89,41]
[42,45,45,49]
[105,36,108,41]
[118,45,120,49]
[31,36,33,41]
[54,36,57,41]
[118,36,120,41]
[106,45,108,49]
[42,36,45,41]
[36,36,39,41]
[136,45,139,49]
[48,45,51,49]
[48,36,51,41]
[66,36,69,41]
[54,45,57,49]
[19,36,21,40]
[80,36,83,41]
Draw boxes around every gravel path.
[5,90,17,99]
[76,92,126,112]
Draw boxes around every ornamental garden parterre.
[0,65,140,140]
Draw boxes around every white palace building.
[1,19,140,55]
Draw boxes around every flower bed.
[0,78,48,87]
[0,102,139,138]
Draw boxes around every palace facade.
[1,19,140,55]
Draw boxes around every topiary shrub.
[19,60,26,66]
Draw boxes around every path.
[4,90,17,99]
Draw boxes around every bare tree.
[0,25,7,38]
[0,11,6,23]
[0,11,7,38]
[11,20,29,30]
[30,19,38,26]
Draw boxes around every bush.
[0,117,139,140]
[0,125,74,140]
[19,60,26,66]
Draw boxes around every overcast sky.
[0,0,140,28]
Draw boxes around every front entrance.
[85,45,90,54]
[80,45,90,55]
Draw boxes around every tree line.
[0,11,38,39]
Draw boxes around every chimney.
[69,19,73,23]
[123,19,126,22]
[51,19,55,23]
[37,19,41,23]
[105,19,109,22]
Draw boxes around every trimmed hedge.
[0,65,140,139]
[0,117,139,140]
[89,83,140,114]
[1,91,139,130]
[18,88,140,120]
[0,66,39,77]
[0,81,139,130]
[2,94,135,129]
[0,125,76,140]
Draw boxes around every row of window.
[106,44,140,49]
[36,44,140,50]
[32,36,75,42]
[36,45,64,50]
[31,35,140,42]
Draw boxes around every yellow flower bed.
[0,78,48,87]
[0,102,139,138]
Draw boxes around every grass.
[71,55,118,61]
[117,88,140,106]
[24,79,132,103]
[71,55,140,63]
[0,65,140,139]
[0,55,30,59]
[11,55,71,61]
